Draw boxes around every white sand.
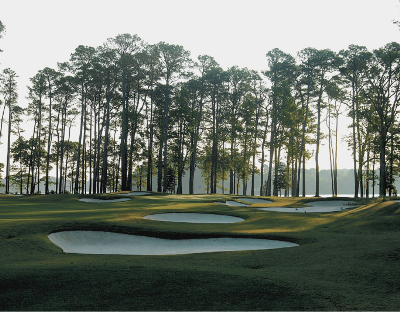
[48,231,298,255]
[79,198,131,203]
[143,213,245,223]
[215,200,249,207]
[257,200,358,213]
[238,198,272,204]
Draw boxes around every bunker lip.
[143,212,245,223]
[48,230,299,255]
[257,200,359,213]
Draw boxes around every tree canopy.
[1,32,400,198]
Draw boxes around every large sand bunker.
[143,213,245,223]
[257,200,358,213]
[48,231,298,255]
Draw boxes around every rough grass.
[1,194,400,310]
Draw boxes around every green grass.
[1,193,400,310]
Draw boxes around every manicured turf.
[0,193,399,310]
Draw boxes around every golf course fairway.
[0,193,399,311]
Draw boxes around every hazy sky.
[1,0,400,170]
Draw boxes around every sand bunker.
[143,213,245,223]
[257,200,358,213]
[120,191,152,196]
[238,198,272,204]
[215,200,249,207]
[48,231,298,255]
[79,198,131,203]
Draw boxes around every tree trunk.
[302,156,306,197]
[260,112,269,196]
[45,85,52,195]
[266,120,275,196]
[351,84,358,198]
[74,83,85,194]
[5,104,11,194]
[120,75,129,191]
[59,105,66,194]
[366,133,370,198]
[379,130,386,197]
[162,79,170,193]
[157,138,163,192]
[189,81,205,195]
[315,100,321,197]
[147,98,154,192]
[101,95,111,193]
[89,105,93,194]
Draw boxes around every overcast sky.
[1,0,400,170]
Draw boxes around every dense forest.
[1,24,400,197]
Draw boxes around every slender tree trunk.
[157,137,163,192]
[37,94,43,194]
[5,105,11,194]
[81,102,87,194]
[302,156,306,197]
[222,141,225,194]
[243,133,248,196]
[389,134,394,197]
[128,134,135,191]
[210,93,217,194]
[101,97,111,193]
[372,152,376,198]
[273,146,279,196]
[260,112,269,196]
[351,83,359,198]
[45,86,52,194]
[89,106,93,194]
[120,73,129,191]
[162,79,170,193]
[366,132,370,198]
[74,83,85,194]
[59,106,66,194]
[266,120,275,196]
[251,104,260,196]
[356,98,364,198]
[177,123,184,194]
[29,121,37,194]
[55,108,61,194]
[18,132,23,194]
[147,97,154,192]
[334,109,338,196]
[189,81,205,194]
[315,98,321,197]
[379,129,386,197]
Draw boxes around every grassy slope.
[0,194,399,311]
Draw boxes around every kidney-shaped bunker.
[143,213,245,223]
[48,231,298,255]
[257,200,358,213]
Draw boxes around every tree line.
[1,30,400,197]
